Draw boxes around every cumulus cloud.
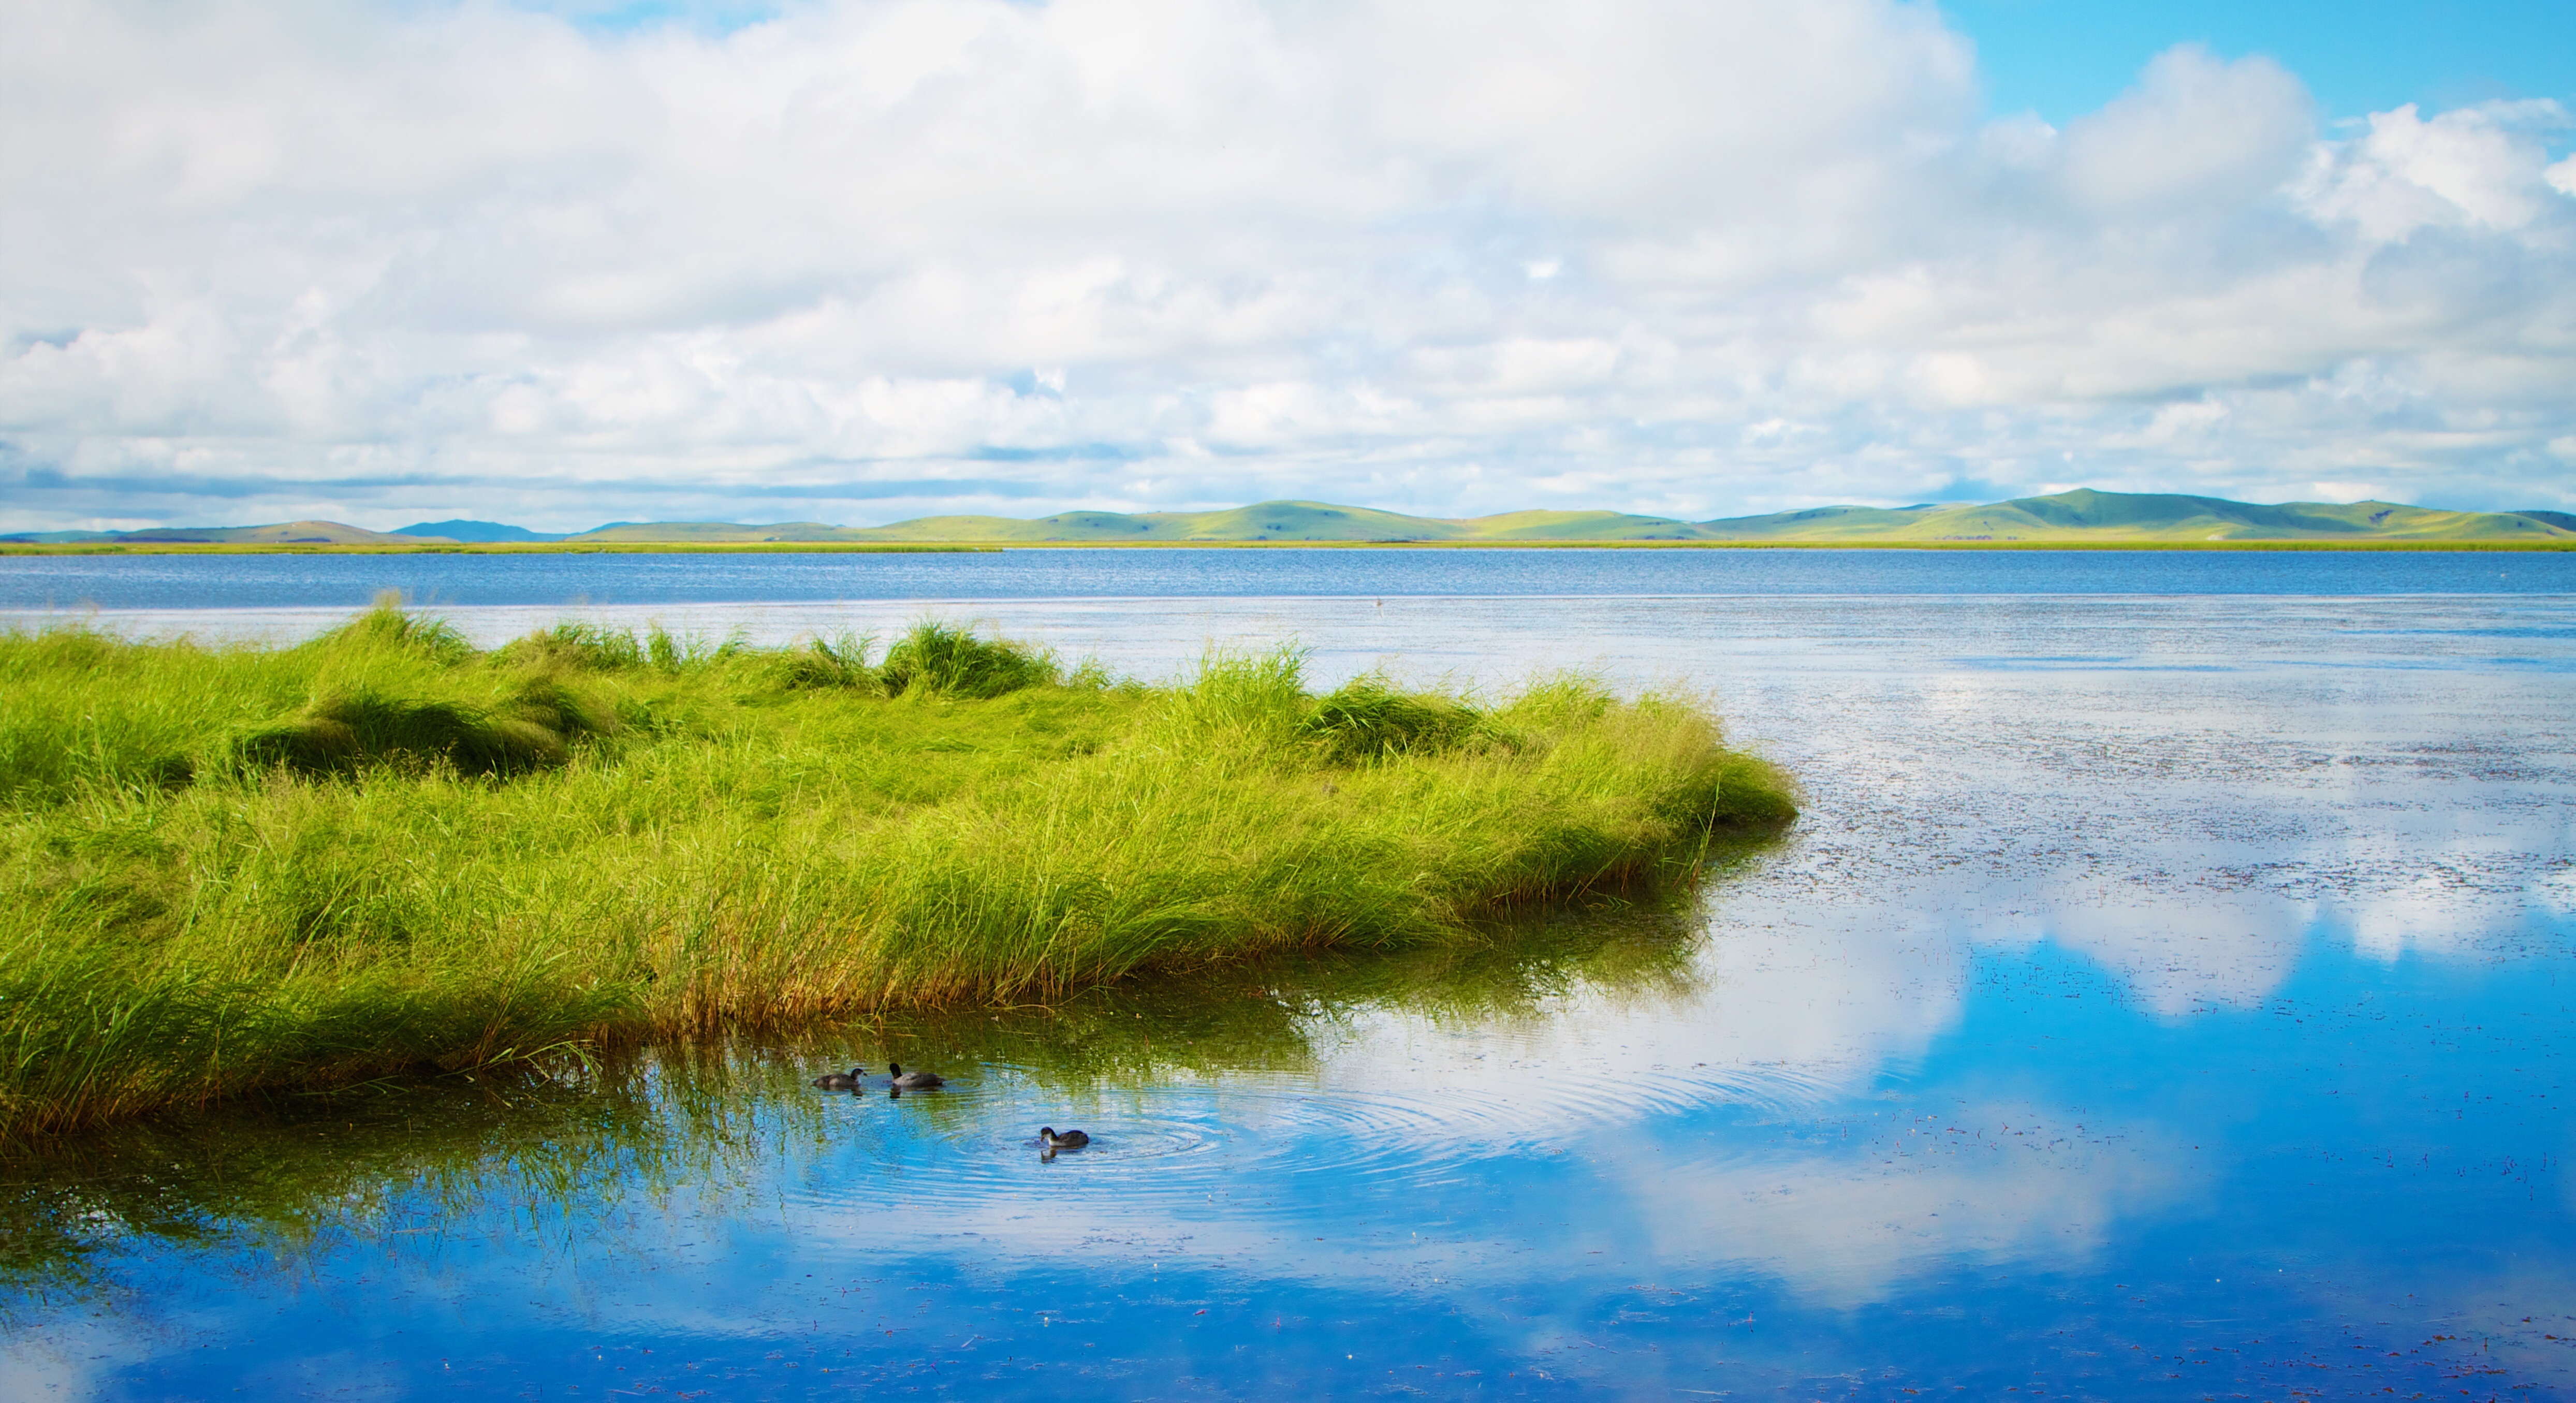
[2303,100,2571,240]
[1,0,2572,530]
[2057,45,2312,214]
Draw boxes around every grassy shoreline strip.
[0,608,1793,1138]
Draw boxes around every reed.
[0,604,1794,1137]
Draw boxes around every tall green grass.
[0,606,1794,1137]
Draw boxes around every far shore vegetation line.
[7,537,2573,556]
[0,604,1795,1139]
[10,489,2575,551]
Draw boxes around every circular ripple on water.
[885,1078,1550,1208]
[947,1115,1226,1166]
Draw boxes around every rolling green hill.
[564,520,856,544]
[1699,490,2575,543]
[804,502,1713,542]
[832,491,2575,543]
[9,490,2572,548]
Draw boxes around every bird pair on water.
[810,1062,942,1091]
[810,1064,1091,1152]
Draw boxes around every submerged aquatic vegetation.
[0,604,1794,1137]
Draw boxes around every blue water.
[12,935,2569,1398]
[2,545,2571,611]
[5,560,2574,1398]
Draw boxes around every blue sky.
[1952,0,2573,123]
[2,0,2572,532]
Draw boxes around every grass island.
[0,606,1793,1138]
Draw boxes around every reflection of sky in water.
[5,584,2573,1397]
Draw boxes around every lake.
[4,549,2573,1398]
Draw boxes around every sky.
[1,1,2571,532]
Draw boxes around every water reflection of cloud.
[2343,872,2506,961]
[1600,1109,2202,1308]
[2540,865,2576,919]
[2038,893,2305,1013]
[529,1088,2202,1329]
[2325,838,2576,959]
[0,1333,107,1403]
[0,1313,188,1403]
[1302,905,1968,1130]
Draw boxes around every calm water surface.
[3,543,2573,615]
[4,555,2573,1399]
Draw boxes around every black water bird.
[1038,1127,1090,1149]
[812,1066,866,1090]
[886,1062,945,1089]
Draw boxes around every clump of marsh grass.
[770,632,877,691]
[1299,674,1490,763]
[0,603,1795,1138]
[315,592,476,664]
[1708,752,1799,827]
[879,621,1054,698]
[1152,647,1310,750]
[224,675,617,780]
[493,621,647,673]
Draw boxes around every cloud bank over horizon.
[2,0,2572,533]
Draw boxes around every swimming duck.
[1037,1127,1090,1149]
[886,1062,944,1089]
[811,1066,866,1090]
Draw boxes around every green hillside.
[1696,504,1939,538]
[1694,490,2575,543]
[1153,502,1466,540]
[838,501,1714,542]
[13,520,437,546]
[830,514,1079,542]
[1461,509,1714,541]
[831,501,1471,542]
[833,491,2574,543]
[564,520,855,543]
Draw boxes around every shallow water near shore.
[5,561,2574,1398]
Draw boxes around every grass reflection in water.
[0,874,1736,1311]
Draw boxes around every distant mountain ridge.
[0,520,426,546]
[10,490,2574,546]
[390,519,569,543]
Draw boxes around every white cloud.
[2299,100,2572,241]
[1,0,2574,530]
[2057,45,2312,214]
